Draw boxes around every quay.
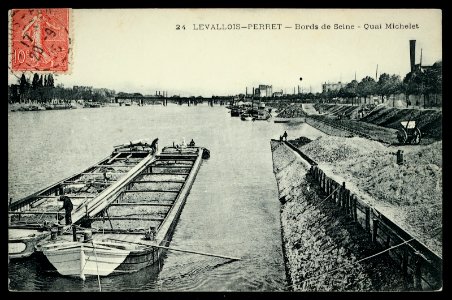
[270,138,441,291]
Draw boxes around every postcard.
[8,9,442,292]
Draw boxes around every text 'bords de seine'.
[180,23,420,31]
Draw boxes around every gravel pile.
[300,136,387,164]
[271,141,411,290]
[277,104,307,118]
[299,136,442,255]
[288,136,312,148]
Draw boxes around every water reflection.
[8,105,323,291]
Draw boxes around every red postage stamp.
[10,8,70,72]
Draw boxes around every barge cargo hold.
[8,140,158,259]
[36,145,209,279]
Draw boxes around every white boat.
[39,240,134,279]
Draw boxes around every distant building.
[272,90,283,97]
[322,82,346,93]
[73,85,93,92]
[254,84,272,97]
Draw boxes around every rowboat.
[230,107,241,117]
[241,113,254,121]
[8,139,158,259]
[35,144,210,279]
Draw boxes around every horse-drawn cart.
[397,121,421,144]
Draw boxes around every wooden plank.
[90,217,165,221]
[151,165,192,169]
[156,155,197,159]
[9,211,60,215]
[123,190,180,193]
[131,180,185,184]
[153,160,195,164]
[32,195,96,199]
[81,172,125,175]
[139,172,190,176]
[63,181,112,185]
[106,152,121,164]
[96,164,134,168]
[109,203,173,207]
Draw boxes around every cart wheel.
[413,128,421,144]
[397,128,408,144]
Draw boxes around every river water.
[8,104,322,292]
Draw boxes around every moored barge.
[36,144,210,279]
[9,139,158,259]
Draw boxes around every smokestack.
[246,87,248,96]
[253,87,255,95]
[376,64,378,81]
[409,40,416,72]
[420,48,423,67]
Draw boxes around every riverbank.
[271,140,412,291]
[276,103,442,145]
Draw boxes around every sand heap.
[300,136,442,255]
[271,141,410,291]
[277,104,307,118]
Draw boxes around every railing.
[309,164,442,290]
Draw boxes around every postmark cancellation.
[9,8,71,73]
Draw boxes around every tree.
[377,73,391,102]
[423,61,442,107]
[403,71,424,107]
[388,75,402,107]
[47,74,55,87]
[338,87,347,102]
[357,76,376,104]
[32,73,40,89]
[345,80,358,105]
[19,74,30,103]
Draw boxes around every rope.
[298,224,442,285]
[318,186,341,206]
[300,237,416,285]
[91,240,102,292]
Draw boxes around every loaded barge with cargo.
[35,144,211,279]
[8,139,159,259]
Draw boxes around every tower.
[409,40,416,72]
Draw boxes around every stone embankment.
[271,140,411,291]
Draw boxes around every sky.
[8,9,442,97]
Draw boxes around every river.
[8,104,322,292]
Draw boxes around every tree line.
[8,73,116,104]
[322,60,442,107]
[253,61,442,108]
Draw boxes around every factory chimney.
[409,40,416,72]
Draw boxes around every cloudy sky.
[9,9,442,96]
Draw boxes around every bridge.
[114,96,230,106]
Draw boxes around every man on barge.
[59,194,73,225]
